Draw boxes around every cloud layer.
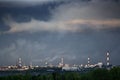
[2,0,120,33]
[4,18,120,33]
[0,0,59,7]
[0,0,120,66]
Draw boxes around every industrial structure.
[106,51,110,66]
[88,57,90,67]
[0,51,113,71]
[18,58,22,68]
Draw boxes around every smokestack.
[18,58,22,67]
[88,57,90,67]
[106,51,110,66]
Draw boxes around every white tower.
[18,58,22,67]
[106,52,110,66]
[88,57,90,67]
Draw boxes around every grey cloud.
[51,1,120,20]
[2,1,120,33]
[0,0,59,7]
[0,0,120,8]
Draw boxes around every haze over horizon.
[0,0,120,66]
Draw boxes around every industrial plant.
[0,51,113,72]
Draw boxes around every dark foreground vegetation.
[0,67,120,80]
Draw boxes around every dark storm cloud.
[1,0,120,33]
[0,0,120,66]
[0,2,56,21]
[0,0,59,7]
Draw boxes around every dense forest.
[0,67,120,80]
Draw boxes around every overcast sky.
[0,0,120,66]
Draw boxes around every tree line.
[0,67,120,80]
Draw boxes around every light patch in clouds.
[4,17,120,33]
